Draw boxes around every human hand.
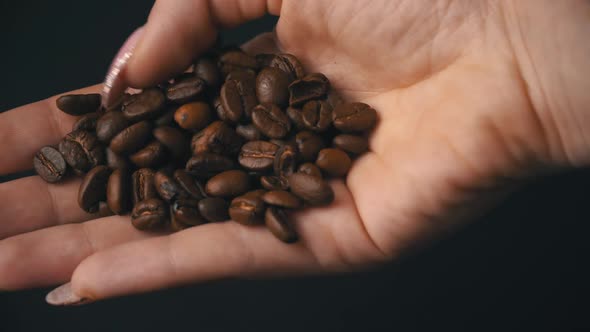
[1,0,588,305]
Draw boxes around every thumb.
[101,0,282,107]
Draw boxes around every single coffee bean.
[106,168,131,215]
[131,198,169,230]
[174,169,206,200]
[255,53,276,68]
[269,53,305,80]
[236,124,262,141]
[122,88,166,121]
[294,131,325,162]
[288,73,330,107]
[288,173,334,206]
[251,103,291,139]
[302,100,332,132]
[72,112,100,131]
[56,93,101,115]
[170,198,206,229]
[191,121,242,156]
[256,67,291,107]
[274,145,297,177]
[194,56,221,89]
[78,165,111,213]
[198,197,230,222]
[58,130,105,173]
[109,121,152,155]
[315,148,352,177]
[238,140,279,171]
[174,102,212,130]
[154,106,177,127]
[218,49,258,76]
[229,193,266,225]
[205,170,250,198]
[244,189,268,198]
[154,170,186,202]
[166,76,205,104]
[96,111,129,142]
[265,207,298,243]
[260,175,289,191]
[286,106,306,129]
[186,153,235,178]
[332,102,377,132]
[298,163,322,178]
[222,70,258,118]
[333,134,369,154]
[262,190,302,209]
[219,80,246,123]
[153,126,189,160]
[105,147,131,170]
[129,140,167,168]
[132,168,158,205]
[34,146,67,183]
[213,96,233,123]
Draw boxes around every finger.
[0,215,157,290]
[0,85,101,175]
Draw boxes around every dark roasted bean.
[194,56,221,89]
[229,193,266,225]
[260,175,289,191]
[72,112,100,131]
[109,121,152,155]
[332,102,377,132]
[153,126,189,159]
[191,121,242,156]
[166,76,205,104]
[131,198,169,230]
[315,148,352,177]
[238,140,279,171]
[186,153,235,178]
[218,49,258,76]
[34,146,67,183]
[106,168,131,215]
[132,168,157,206]
[294,131,325,162]
[236,124,263,141]
[154,171,186,202]
[302,100,332,132]
[122,88,166,121]
[265,207,298,243]
[205,170,250,198]
[78,165,111,213]
[170,198,206,230]
[129,140,167,168]
[269,53,305,80]
[262,190,302,209]
[297,163,322,178]
[198,197,230,222]
[174,170,206,200]
[251,103,291,139]
[96,111,129,142]
[59,130,104,173]
[56,94,101,115]
[288,73,330,107]
[333,134,369,154]
[105,147,131,170]
[274,145,297,177]
[288,173,334,206]
[256,67,291,107]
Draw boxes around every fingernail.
[46,282,90,306]
[101,26,145,108]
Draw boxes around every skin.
[0,0,588,302]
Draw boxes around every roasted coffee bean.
[132,168,157,205]
[34,146,67,183]
[256,67,291,107]
[174,169,206,199]
[223,70,258,118]
[218,49,258,76]
[122,88,166,121]
[106,168,131,215]
[298,163,322,178]
[262,190,302,209]
[236,124,262,141]
[302,100,332,132]
[154,171,186,202]
[205,170,250,198]
[333,134,369,154]
[72,112,100,131]
[109,121,152,155]
[251,103,291,139]
[78,165,111,213]
[59,130,104,173]
[186,153,235,178]
[131,198,169,230]
[229,193,266,225]
[219,80,247,123]
[288,173,334,206]
[96,111,129,142]
[315,148,352,177]
[153,126,189,160]
[174,102,212,130]
[274,145,297,177]
[130,140,167,168]
[286,106,306,129]
[166,76,205,104]
[288,73,330,107]
[332,102,377,132]
[194,56,221,89]
[255,53,276,67]
[213,96,232,123]
[154,106,177,127]
[260,175,289,191]
[294,131,325,162]
[198,197,230,222]
[244,189,267,198]
[269,53,305,80]
[238,140,279,171]
[171,198,206,230]
[56,93,101,115]
[191,121,242,156]
[105,147,131,170]
[265,207,298,243]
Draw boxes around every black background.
[0,1,588,331]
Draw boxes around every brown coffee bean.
[166,76,205,104]
[122,89,166,121]
[262,190,302,209]
[238,140,279,171]
[332,102,377,132]
[288,173,334,206]
[315,148,352,177]
[288,73,330,107]
[194,56,221,89]
[109,121,152,155]
[106,168,131,215]
[132,168,157,206]
[105,147,131,170]
[153,126,189,159]
[78,165,111,213]
[251,103,291,139]
[129,140,167,168]
[174,169,206,200]
[236,124,262,141]
[256,67,291,107]
[131,198,169,230]
[174,102,212,130]
[72,112,100,131]
[34,146,67,183]
[154,106,177,127]
[269,53,305,80]
[302,100,332,132]
[59,130,105,173]
[219,80,245,123]
[223,70,258,118]
[198,197,230,222]
[218,49,258,76]
[96,111,129,142]
[255,53,276,67]
[205,170,250,198]
[265,207,298,243]
[229,193,266,225]
[191,121,242,156]
[298,163,322,178]
[186,153,235,178]
[333,134,369,154]
[170,198,206,230]
[274,145,297,177]
[154,170,186,202]
[56,93,101,115]
[294,131,325,162]
[286,106,306,129]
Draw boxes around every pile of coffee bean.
[33,48,377,243]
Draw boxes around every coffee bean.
[256,67,291,107]
[219,80,246,123]
[238,140,279,171]
[269,53,305,80]
[262,190,302,209]
[194,56,221,89]
[218,49,258,76]
[274,145,297,177]
[236,124,262,141]
[288,173,334,206]
[166,76,205,104]
[78,165,111,213]
[105,147,131,170]
[56,93,101,115]
[229,193,266,225]
[132,168,157,205]
[34,146,67,183]
[205,170,250,198]
[255,53,276,68]
[332,102,377,132]
[260,175,289,191]
[122,89,166,121]
[191,121,243,156]
[154,170,186,202]
[302,100,332,132]
[286,106,306,129]
[251,103,291,139]
[170,198,206,230]
[333,134,369,154]
[106,168,131,215]
[186,153,235,178]
[174,169,206,200]
[297,163,322,178]
[154,106,177,127]
[131,198,169,230]
[153,126,189,159]
[129,140,167,168]
[198,197,230,222]
[265,207,298,243]
[96,111,129,142]
[109,121,152,155]
[223,70,258,118]
[288,73,330,107]
[294,131,325,162]
[315,148,352,177]
[59,130,105,173]
[72,112,100,131]
[174,102,212,130]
